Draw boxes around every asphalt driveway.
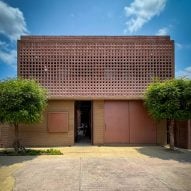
[0,146,191,191]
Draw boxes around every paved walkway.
[0,146,191,191]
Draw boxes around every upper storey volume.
[18,36,174,99]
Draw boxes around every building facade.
[0,36,175,147]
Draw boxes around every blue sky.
[0,0,191,79]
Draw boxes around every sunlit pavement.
[0,146,191,191]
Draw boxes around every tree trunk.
[15,123,19,142]
[13,124,25,152]
[13,123,20,152]
[169,119,175,150]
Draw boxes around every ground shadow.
[0,155,37,166]
[136,146,191,163]
[0,148,38,166]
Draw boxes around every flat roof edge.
[20,35,171,41]
[48,96,144,100]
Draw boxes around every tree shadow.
[0,148,38,166]
[0,155,37,166]
[0,148,63,166]
[136,146,191,163]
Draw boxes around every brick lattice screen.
[18,36,174,99]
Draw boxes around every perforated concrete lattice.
[18,36,174,99]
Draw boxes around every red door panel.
[104,101,130,143]
[129,101,156,144]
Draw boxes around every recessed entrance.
[75,101,92,144]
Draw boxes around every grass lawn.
[0,148,63,156]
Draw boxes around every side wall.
[156,120,167,146]
[0,100,74,147]
[0,124,14,147]
[189,120,191,149]
[175,120,191,149]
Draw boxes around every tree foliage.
[144,79,191,150]
[0,78,47,125]
[144,79,191,120]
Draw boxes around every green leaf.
[0,78,47,125]
[144,79,191,120]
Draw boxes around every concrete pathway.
[0,146,191,191]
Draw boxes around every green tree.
[144,79,191,150]
[0,78,47,152]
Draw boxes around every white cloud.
[175,43,191,50]
[176,66,191,79]
[124,0,167,33]
[0,49,17,67]
[0,1,28,41]
[0,40,7,47]
[0,1,28,68]
[156,27,169,35]
[185,67,191,73]
[0,40,17,67]
[175,43,183,49]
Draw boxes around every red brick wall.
[18,36,174,99]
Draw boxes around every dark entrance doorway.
[75,101,92,144]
